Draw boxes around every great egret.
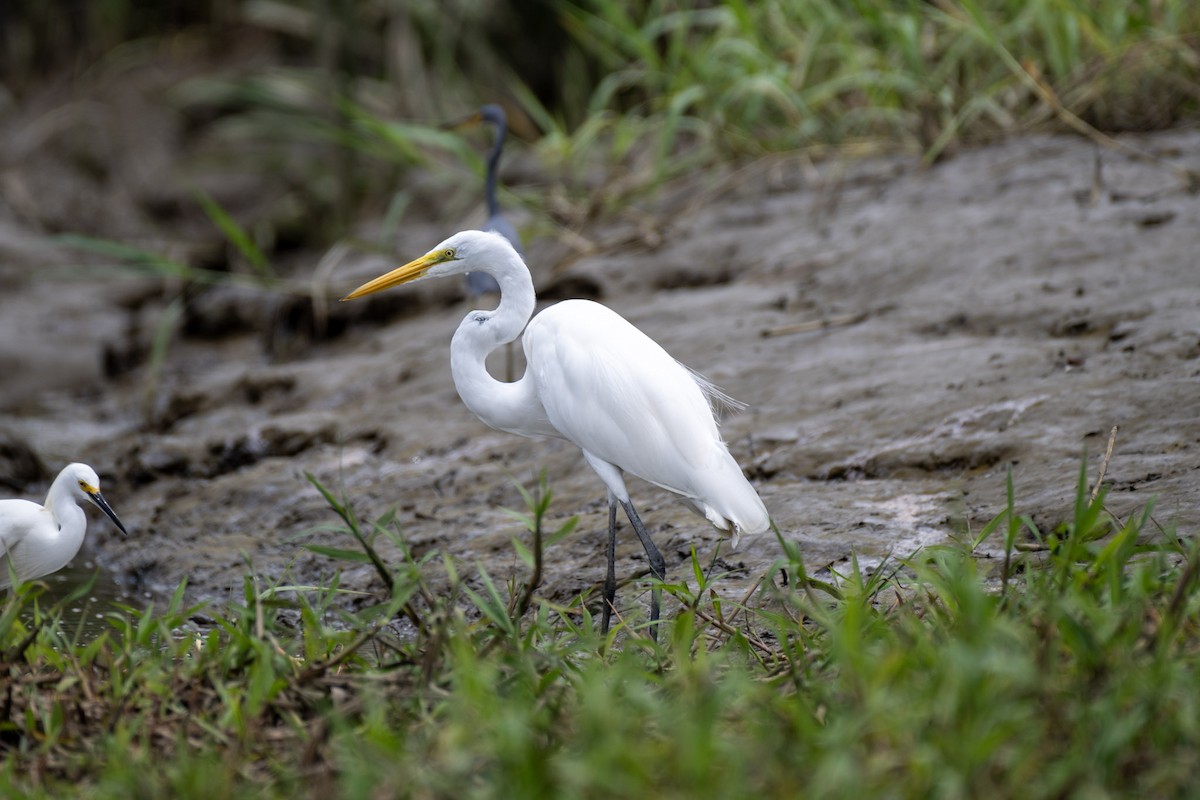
[0,463,128,589]
[342,230,770,638]
[444,104,524,299]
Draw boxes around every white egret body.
[343,230,769,636]
[0,463,128,589]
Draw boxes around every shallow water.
[16,561,145,644]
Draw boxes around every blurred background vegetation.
[2,0,1196,261]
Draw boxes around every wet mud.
[2,70,1197,619]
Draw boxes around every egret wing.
[526,301,728,496]
[0,499,42,588]
[525,299,770,538]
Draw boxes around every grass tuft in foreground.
[1,463,1197,798]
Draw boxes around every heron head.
[478,104,506,128]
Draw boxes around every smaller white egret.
[342,230,770,639]
[0,463,128,589]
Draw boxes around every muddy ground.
[1,62,1198,620]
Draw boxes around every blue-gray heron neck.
[446,104,523,299]
[478,103,507,221]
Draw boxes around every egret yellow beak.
[341,251,444,301]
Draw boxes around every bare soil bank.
[2,105,1197,615]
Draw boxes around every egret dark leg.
[620,499,666,641]
[601,496,618,634]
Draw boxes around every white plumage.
[525,300,768,546]
[0,463,127,589]
[343,229,769,636]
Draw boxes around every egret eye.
[444,248,456,260]
[77,480,86,488]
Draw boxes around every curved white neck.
[42,473,86,556]
[449,246,558,439]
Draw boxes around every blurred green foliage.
[5,0,1196,159]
